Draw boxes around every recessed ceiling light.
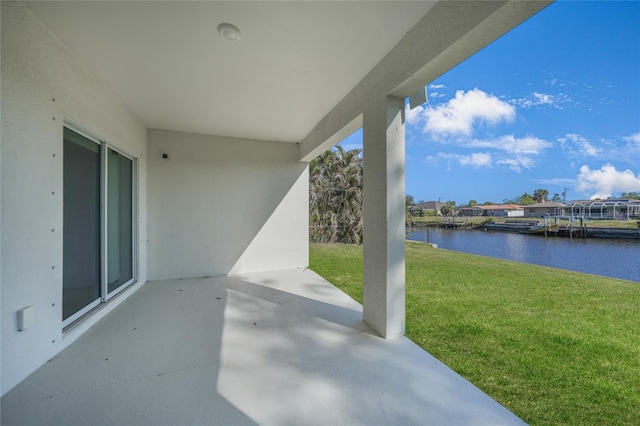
[217,23,241,42]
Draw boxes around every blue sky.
[339,1,640,205]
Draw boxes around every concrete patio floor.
[1,268,525,425]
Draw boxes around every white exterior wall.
[1,1,147,395]
[147,130,308,280]
[524,208,549,218]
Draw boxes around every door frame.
[62,119,138,328]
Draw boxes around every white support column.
[362,96,406,339]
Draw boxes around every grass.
[580,219,639,229]
[309,242,640,426]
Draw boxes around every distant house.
[523,201,568,217]
[410,201,445,216]
[481,204,524,217]
[569,199,640,219]
[458,204,523,217]
[457,206,484,217]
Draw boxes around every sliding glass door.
[63,128,102,321]
[107,148,134,293]
[63,126,135,325]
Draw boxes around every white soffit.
[23,1,437,143]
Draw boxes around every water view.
[408,228,639,282]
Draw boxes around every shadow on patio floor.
[1,268,524,425]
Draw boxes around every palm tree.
[533,189,549,203]
[309,145,363,244]
[440,203,454,217]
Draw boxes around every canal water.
[408,227,639,282]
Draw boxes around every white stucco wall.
[147,129,308,280]
[1,1,147,395]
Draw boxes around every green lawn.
[309,242,640,426]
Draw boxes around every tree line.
[405,189,554,211]
[310,145,639,243]
[424,190,639,209]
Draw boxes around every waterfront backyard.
[310,242,640,425]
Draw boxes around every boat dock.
[439,218,473,229]
[479,216,640,239]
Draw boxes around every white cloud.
[459,152,493,168]
[435,152,456,159]
[426,152,492,168]
[623,132,640,145]
[533,92,553,105]
[511,92,569,109]
[468,135,551,155]
[427,149,541,173]
[558,133,601,157]
[429,84,445,89]
[425,152,458,163]
[576,164,640,199]
[423,88,515,136]
[496,156,535,173]
[405,104,424,125]
[603,132,640,164]
[425,152,455,171]
[622,132,640,159]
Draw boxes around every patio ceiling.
[23,1,437,143]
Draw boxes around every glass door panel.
[63,128,101,321]
[107,148,133,294]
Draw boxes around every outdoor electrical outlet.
[17,305,35,331]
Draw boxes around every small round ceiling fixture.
[217,23,241,42]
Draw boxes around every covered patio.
[3,0,550,421]
[1,269,523,425]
